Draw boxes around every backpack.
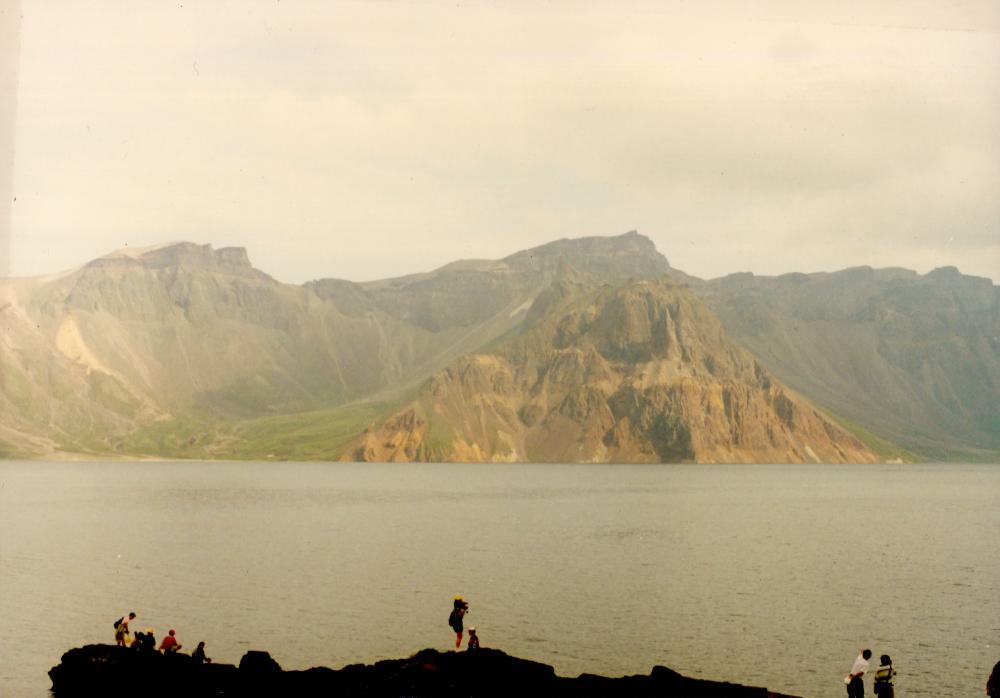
[448,609,460,631]
[114,617,124,630]
[873,665,893,694]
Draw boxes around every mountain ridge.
[693,264,1000,460]
[1,233,996,461]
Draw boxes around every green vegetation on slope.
[824,413,921,463]
[121,401,399,460]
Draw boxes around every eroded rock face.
[350,280,877,463]
[49,644,796,697]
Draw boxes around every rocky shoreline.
[50,644,800,697]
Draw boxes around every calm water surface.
[0,462,998,696]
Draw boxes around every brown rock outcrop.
[349,279,878,463]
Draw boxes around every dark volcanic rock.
[50,644,798,697]
[48,644,238,695]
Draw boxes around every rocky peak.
[349,278,878,463]
[86,243,256,276]
[139,243,255,275]
[501,231,670,278]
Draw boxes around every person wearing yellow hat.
[131,628,156,652]
[448,596,469,649]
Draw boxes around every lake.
[0,462,997,696]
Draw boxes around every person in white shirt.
[114,612,136,647]
[846,648,872,698]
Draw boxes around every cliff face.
[694,266,1000,460]
[349,280,877,463]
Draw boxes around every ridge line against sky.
[0,231,997,286]
[2,234,997,289]
[2,1,998,284]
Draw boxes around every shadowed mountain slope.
[694,267,1000,460]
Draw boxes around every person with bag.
[845,648,872,698]
[448,596,469,649]
[873,654,895,697]
[113,612,137,647]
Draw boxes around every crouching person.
[159,629,182,654]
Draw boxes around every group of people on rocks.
[113,612,210,664]
[845,648,895,698]
[117,605,1000,697]
[846,648,1000,697]
[448,596,479,651]
[114,598,483,671]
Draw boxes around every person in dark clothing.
[466,627,480,650]
[448,596,469,649]
[192,642,211,664]
[873,654,895,697]
[988,660,1000,698]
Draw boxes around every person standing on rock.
[873,654,895,697]
[114,612,136,647]
[846,648,872,698]
[448,596,469,649]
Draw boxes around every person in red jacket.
[159,629,182,653]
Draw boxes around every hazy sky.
[3,1,999,283]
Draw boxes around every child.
[466,627,480,650]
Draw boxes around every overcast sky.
[2,1,998,283]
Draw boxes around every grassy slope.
[121,401,399,461]
[823,413,921,463]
